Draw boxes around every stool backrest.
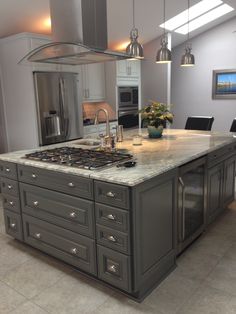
[185,116,214,131]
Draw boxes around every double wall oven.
[118,86,139,128]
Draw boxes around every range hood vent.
[22,0,132,65]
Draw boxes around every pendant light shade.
[156,0,171,64]
[126,28,144,59]
[126,0,144,59]
[156,36,171,63]
[181,0,195,67]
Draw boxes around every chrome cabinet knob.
[5,168,10,173]
[10,222,16,229]
[107,264,117,273]
[68,182,75,188]
[35,233,41,239]
[33,201,39,207]
[31,173,37,179]
[107,235,117,243]
[9,201,15,206]
[70,248,78,255]
[106,214,116,221]
[7,184,13,190]
[69,212,77,219]
[106,191,116,198]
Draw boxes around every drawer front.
[4,209,23,241]
[95,203,129,232]
[2,194,21,213]
[20,183,95,238]
[96,225,130,254]
[1,177,19,197]
[97,245,131,292]
[18,165,93,200]
[23,214,97,275]
[94,181,130,210]
[208,144,235,167]
[0,161,17,179]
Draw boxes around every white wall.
[0,77,7,153]
[171,17,236,132]
[142,35,171,106]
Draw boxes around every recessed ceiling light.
[160,0,223,31]
[175,4,234,34]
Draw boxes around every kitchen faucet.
[94,108,111,139]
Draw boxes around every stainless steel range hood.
[22,0,132,65]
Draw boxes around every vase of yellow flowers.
[139,100,174,138]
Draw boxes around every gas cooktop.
[24,147,133,170]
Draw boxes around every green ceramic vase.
[147,125,164,138]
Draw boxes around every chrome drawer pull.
[5,168,11,173]
[107,235,117,243]
[106,191,116,198]
[33,201,39,207]
[35,233,41,239]
[70,248,78,255]
[31,173,37,179]
[107,264,118,273]
[9,201,15,206]
[69,212,77,219]
[68,182,75,188]
[10,223,16,229]
[7,184,13,190]
[106,214,116,221]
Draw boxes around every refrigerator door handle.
[59,78,69,138]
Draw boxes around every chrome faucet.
[94,108,110,138]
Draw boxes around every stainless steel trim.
[119,110,138,117]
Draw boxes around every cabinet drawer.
[4,209,23,241]
[96,225,130,254]
[208,144,235,167]
[95,203,129,232]
[23,214,97,275]
[0,161,17,179]
[20,183,95,238]
[18,165,93,200]
[2,194,21,213]
[97,245,131,292]
[94,181,130,210]
[1,177,19,197]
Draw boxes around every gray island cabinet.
[0,129,236,301]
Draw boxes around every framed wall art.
[212,69,236,99]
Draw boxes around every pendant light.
[156,0,171,64]
[181,0,195,66]
[126,0,144,59]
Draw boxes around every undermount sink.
[74,139,100,146]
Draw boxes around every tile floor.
[1,197,236,314]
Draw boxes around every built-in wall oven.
[118,86,139,128]
[177,157,206,254]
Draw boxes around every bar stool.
[185,116,214,131]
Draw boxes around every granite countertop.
[0,129,236,186]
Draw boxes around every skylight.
[175,4,234,34]
[159,0,234,35]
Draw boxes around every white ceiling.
[0,0,235,49]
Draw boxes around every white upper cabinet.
[82,63,106,102]
[116,60,141,78]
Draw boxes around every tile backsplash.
[83,102,116,121]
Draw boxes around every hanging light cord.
[164,0,166,36]
[187,0,190,43]
[133,0,135,29]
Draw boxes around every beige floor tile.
[177,284,236,314]
[223,243,236,261]
[205,257,236,296]
[142,271,201,314]
[91,293,158,314]
[0,281,26,313]
[33,271,114,314]
[9,301,48,314]
[2,253,72,299]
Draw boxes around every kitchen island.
[0,129,236,301]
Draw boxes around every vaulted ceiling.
[0,0,235,48]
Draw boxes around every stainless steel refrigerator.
[34,71,83,146]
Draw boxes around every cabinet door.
[116,60,128,77]
[128,60,140,77]
[82,63,106,102]
[207,164,224,224]
[223,156,235,207]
